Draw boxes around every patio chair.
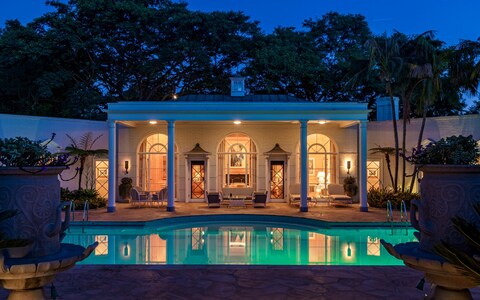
[152,187,167,208]
[206,191,222,208]
[288,183,312,206]
[130,187,150,207]
[252,191,268,208]
[327,183,352,206]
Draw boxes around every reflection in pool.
[64,222,415,266]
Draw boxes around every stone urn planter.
[0,167,70,258]
[411,165,480,255]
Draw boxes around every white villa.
[1,77,479,214]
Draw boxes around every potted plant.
[404,135,480,255]
[343,176,358,197]
[118,177,133,203]
[0,135,75,258]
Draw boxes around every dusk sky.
[0,0,479,46]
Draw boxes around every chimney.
[229,75,246,97]
[376,96,399,121]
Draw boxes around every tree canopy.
[0,0,478,120]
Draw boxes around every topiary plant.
[119,177,133,202]
[343,176,358,197]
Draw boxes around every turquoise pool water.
[65,216,415,266]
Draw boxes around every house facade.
[107,82,370,213]
[1,81,479,215]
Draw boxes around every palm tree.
[365,33,404,192]
[397,31,438,192]
[369,146,395,188]
[65,132,108,190]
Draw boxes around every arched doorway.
[218,133,257,189]
[138,133,177,193]
[298,134,338,196]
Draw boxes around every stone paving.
[2,202,480,299]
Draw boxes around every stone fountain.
[0,243,97,300]
[0,167,97,299]
[382,165,480,300]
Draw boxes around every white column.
[300,120,308,212]
[167,120,175,212]
[107,121,117,213]
[359,121,368,212]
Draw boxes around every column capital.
[299,120,309,126]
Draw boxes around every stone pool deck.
[2,202,479,299]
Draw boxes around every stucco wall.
[367,114,480,190]
[0,114,108,191]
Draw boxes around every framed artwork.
[229,230,246,247]
[368,168,378,178]
[230,144,246,168]
[308,158,315,175]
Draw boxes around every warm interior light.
[318,120,327,124]
[346,160,351,174]
[149,120,157,124]
[233,120,242,125]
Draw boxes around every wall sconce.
[346,161,351,174]
[124,160,129,175]
[347,242,352,257]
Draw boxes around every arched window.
[299,134,338,196]
[218,133,257,188]
[138,134,168,191]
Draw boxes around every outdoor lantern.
[124,160,129,175]
[346,161,351,174]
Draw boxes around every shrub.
[367,186,419,210]
[404,135,479,165]
[61,187,107,209]
[0,134,74,168]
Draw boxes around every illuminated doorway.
[191,161,205,199]
[138,134,176,193]
[270,161,285,199]
[298,134,338,196]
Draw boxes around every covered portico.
[106,97,369,213]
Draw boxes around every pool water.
[65,218,415,266]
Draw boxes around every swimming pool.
[65,215,415,266]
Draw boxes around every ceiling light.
[233,120,242,125]
[149,120,157,125]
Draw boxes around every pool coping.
[70,214,412,230]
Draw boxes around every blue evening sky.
[0,0,479,46]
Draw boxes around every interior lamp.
[124,160,129,175]
[346,161,351,174]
